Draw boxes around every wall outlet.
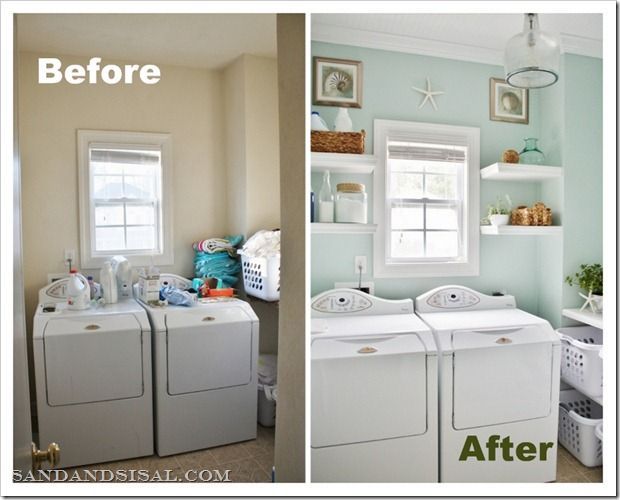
[354,256,367,274]
[64,248,76,263]
[335,281,375,295]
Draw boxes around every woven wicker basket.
[311,130,366,154]
[511,202,552,226]
[511,206,531,226]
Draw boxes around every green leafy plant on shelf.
[482,194,512,225]
[565,264,603,295]
[565,263,603,314]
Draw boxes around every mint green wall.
[560,55,603,317]
[311,42,603,326]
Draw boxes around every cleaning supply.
[67,269,90,310]
[111,255,132,298]
[87,276,97,300]
[138,265,160,304]
[100,261,118,304]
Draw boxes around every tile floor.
[555,445,602,483]
[58,425,274,483]
[43,434,602,484]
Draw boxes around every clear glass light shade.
[504,14,560,89]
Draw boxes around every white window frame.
[373,119,480,278]
[77,130,174,268]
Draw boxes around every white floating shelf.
[311,152,376,175]
[481,162,563,181]
[311,223,377,234]
[480,225,562,236]
[562,308,603,330]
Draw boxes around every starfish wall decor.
[412,77,444,110]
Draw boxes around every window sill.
[81,252,174,270]
[373,260,479,278]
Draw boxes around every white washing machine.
[415,285,561,483]
[311,288,438,482]
[33,279,153,468]
[136,274,259,456]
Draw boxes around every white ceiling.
[312,14,603,64]
[17,14,277,69]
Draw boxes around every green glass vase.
[519,138,546,165]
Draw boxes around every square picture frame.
[313,56,363,108]
[489,77,529,124]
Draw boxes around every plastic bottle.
[334,107,353,132]
[318,170,334,223]
[67,269,90,310]
[311,111,329,131]
[87,276,97,300]
[100,261,118,304]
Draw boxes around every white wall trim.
[312,23,602,65]
[77,129,174,270]
[373,119,480,279]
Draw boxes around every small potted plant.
[565,263,603,313]
[487,195,512,226]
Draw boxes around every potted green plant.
[565,263,603,313]
[487,195,512,226]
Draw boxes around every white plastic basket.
[557,326,602,398]
[258,384,277,428]
[240,254,280,302]
[558,389,603,467]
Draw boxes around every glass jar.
[335,183,367,224]
[318,170,334,223]
[519,138,546,165]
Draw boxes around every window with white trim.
[78,130,173,268]
[374,120,479,277]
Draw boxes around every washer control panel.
[311,288,414,317]
[425,287,480,309]
[38,278,70,303]
[415,285,516,313]
[312,290,372,314]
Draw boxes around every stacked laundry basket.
[557,325,603,467]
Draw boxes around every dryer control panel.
[311,288,413,317]
[415,285,516,313]
[312,290,372,314]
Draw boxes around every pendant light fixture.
[504,13,560,89]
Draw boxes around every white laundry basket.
[240,254,280,302]
[558,389,603,467]
[557,326,602,398]
[257,384,277,428]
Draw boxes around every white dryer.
[415,286,561,483]
[136,274,258,456]
[311,289,438,482]
[33,279,153,468]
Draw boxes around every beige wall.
[223,54,281,354]
[224,54,280,236]
[19,52,282,406]
[274,14,306,482]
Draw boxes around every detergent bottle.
[67,269,90,310]
[100,261,118,304]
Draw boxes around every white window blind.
[373,120,480,278]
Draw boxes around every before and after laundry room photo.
[1,1,616,497]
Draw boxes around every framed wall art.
[489,77,529,124]
[313,56,363,108]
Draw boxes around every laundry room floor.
[555,445,602,482]
[55,425,274,483]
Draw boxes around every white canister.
[335,183,367,224]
